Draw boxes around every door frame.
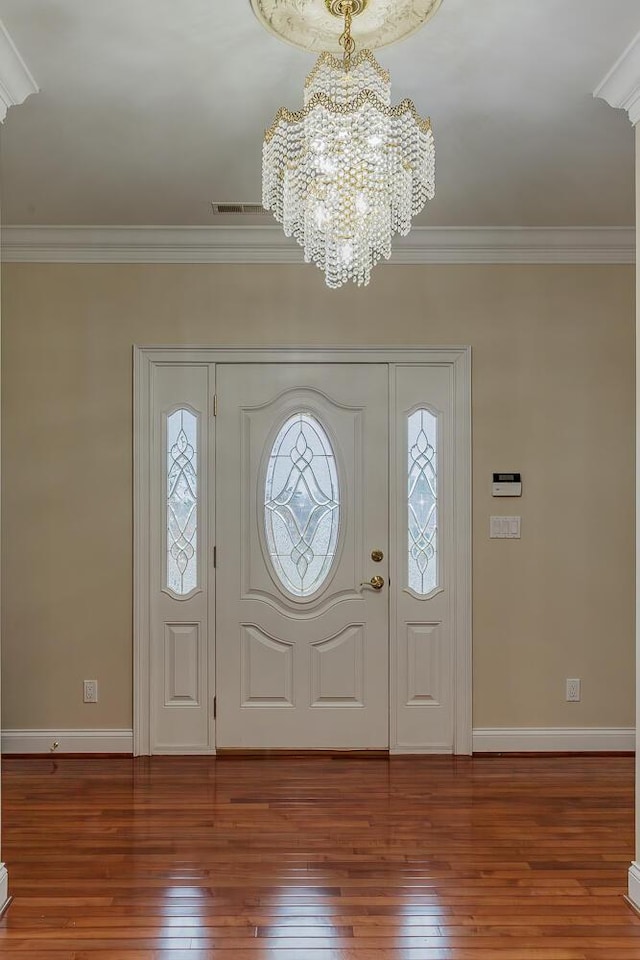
[133,346,472,756]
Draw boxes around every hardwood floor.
[0,755,638,959]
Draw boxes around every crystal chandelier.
[262,0,435,289]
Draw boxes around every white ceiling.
[0,0,638,227]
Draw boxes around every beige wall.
[0,261,634,731]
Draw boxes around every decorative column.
[0,16,38,913]
[595,31,640,911]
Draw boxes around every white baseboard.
[473,726,635,752]
[1,728,133,754]
[628,863,640,911]
[1,727,633,755]
[0,864,8,915]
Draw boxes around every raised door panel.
[240,626,294,706]
[311,626,365,706]
[405,623,443,706]
[164,623,200,706]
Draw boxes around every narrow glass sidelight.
[166,408,198,596]
[264,412,340,598]
[408,408,438,595]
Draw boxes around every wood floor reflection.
[1,755,639,958]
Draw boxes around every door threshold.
[216,748,390,759]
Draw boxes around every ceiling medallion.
[325,0,368,17]
[261,0,436,288]
[250,0,443,54]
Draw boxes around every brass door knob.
[371,549,384,562]
[360,575,385,591]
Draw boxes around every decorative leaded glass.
[167,408,198,596]
[264,413,340,598]
[408,408,438,595]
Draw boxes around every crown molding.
[0,19,38,122]
[0,225,634,265]
[594,30,640,125]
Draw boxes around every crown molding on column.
[0,18,38,122]
[594,30,640,125]
[0,225,635,264]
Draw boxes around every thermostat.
[492,472,522,497]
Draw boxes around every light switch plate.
[490,516,521,539]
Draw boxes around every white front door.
[215,364,390,749]
[135,347,471,757]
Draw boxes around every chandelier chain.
[339,3,356,69]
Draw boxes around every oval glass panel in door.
[264,413,340,598]
[408,408,438,595]
[166,408,198,596]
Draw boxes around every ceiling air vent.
[211,202,269,216]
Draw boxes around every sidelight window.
[408,408,438,595]
[166,408,198,596]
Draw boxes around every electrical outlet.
[566,678,581,702]
[83,679,98,703]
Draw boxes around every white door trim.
[134,346,472,756]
